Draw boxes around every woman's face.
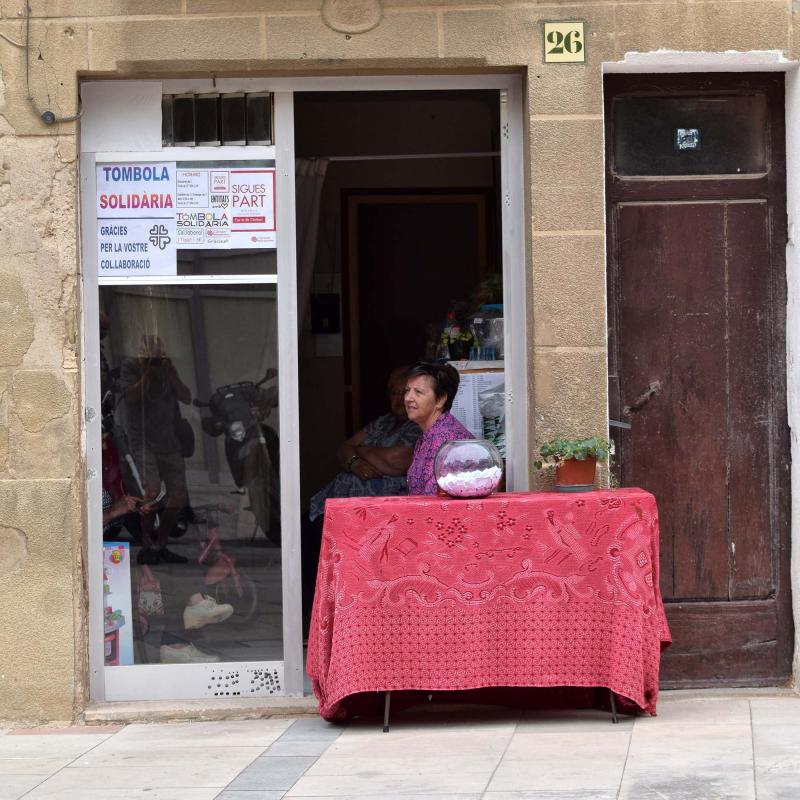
[404,374,445,430]
[387,375,408,419]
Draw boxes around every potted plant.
[533,436,614,491]
[440,312,475,361]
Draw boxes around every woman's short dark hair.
[407,362,460,412]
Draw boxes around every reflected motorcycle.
[194,369,281,546]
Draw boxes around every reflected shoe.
[159,643,220,663]
[137,547,160,566]
[183,595,234,630]
[158,547,188,564]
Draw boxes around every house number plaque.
[543,21,586,64]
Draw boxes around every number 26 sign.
[543,20,586,64]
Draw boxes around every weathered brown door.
[605,74,791,686]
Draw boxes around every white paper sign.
[97,218,177,277]
[175,208,232,248]
[451,370,505,439]
[97,161,276,277]
[230,168,276,247]
[174,165,276,249]
[97,162,178,276]
[96,162,176,218]
[176,168,209,208]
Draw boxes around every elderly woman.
[307,366,420,520]
[303,366,421,628]
[405,362,473,495]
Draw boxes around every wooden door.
[605,74,791,686]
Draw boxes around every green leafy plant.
[533,436,614,470]
[441,329,475,346]
[440,313,475,347]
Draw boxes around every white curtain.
[295,158,329,330]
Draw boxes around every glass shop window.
[611,94,768,177]
[100,280,283,669]
[177,249,277,277]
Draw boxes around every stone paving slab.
[750,696,800,725]
[2,693,799,800]
[752,720,800,800]
[110,718,293,747]
[27,788,222,800]
[0,775,51,800]
[0,757,74,775]
[285,773,494,796]
[488,733,629,794]
[228,756,321,791]
[486,794,615,800]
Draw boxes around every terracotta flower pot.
[555,457,596,489]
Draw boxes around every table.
[306,488,671,721]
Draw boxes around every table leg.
[608,689,618,724]
[383,691,392,733]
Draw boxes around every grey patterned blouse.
[308,413,421,521]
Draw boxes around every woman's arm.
[165,359,191,404]
[355,444,413,477]
[336,429,369,471]
[337,430,383,480]
[103,495,141,525]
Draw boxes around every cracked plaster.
[0,272,35,367]
[11,369,71,432]
[0,135,78,371]
[0,478,78,721]
[0,524,27,576]
[0,425,8,470]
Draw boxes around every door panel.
[616,201,729,602]
[661,600,782,686]
[725,202,775,600]
[605,73,791,686]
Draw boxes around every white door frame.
[80,73,529,704]
[81,143,297,701]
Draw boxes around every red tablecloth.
[306,488,671,720]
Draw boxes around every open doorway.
[294,89,505,510]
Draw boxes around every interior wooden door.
[343,190,491,430]
[605,74,792,686]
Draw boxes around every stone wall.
[0,0,794,721]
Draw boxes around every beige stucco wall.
[0,0,795,722]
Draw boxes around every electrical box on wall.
[311,293,341,334]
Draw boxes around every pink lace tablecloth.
[306,488,671,720]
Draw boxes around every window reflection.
[100,284,282,666]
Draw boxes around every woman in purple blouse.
[404,362,473,494]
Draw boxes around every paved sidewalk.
[1,691,798,800]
